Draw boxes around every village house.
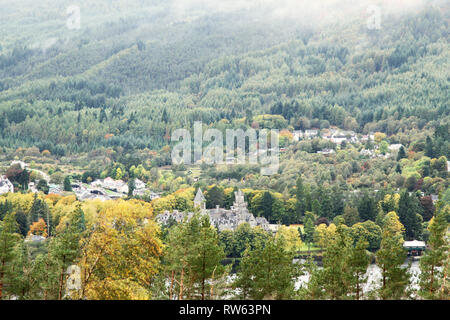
[24,234,46,243]
[431,194,439,205]
[0,176,14,194]
[92,177,129,194]
[10,160,28,169]
[304,129,319,139]
[360,149,376,158]
[322,128,358,145]
[293,130,304,141]
[388,144,403,152]
[48,184,64,195]
[317,148,336,155]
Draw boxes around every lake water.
[294,259,422,297]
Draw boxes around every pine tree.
[303,214,315,251]
[128,178,135,197]
[397,146,407,161]
[311,199,321,217]
[348,237,370,300]
[0,200,13,221]
[295,175,305,218]
[37,179,49,194]
[358,192,377,222]
[260,191,274,221]
[189,214,226,300]
[330,185,344,218]
[419,210,449,299]
[398,190,423,240]
[28,194,52,236]
[205,185,225,209]
[320,188,334,220]
[49,206,85,300]
[376,212,410,300]
[15,210,29,237]
[425,136,434,158]
[234,236,299,299]
[343,205,360,227]
[165,213,226,300]
[63,176,72,192]
[0,212,20,299]
[9,242,34,299]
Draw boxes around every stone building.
[158,189,270,232]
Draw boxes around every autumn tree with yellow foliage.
[76,200,162,300]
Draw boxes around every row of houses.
[0,167,160,201]
[293,128,377,145]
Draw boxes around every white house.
[92,177,128,194]
[134,178,146,190]
[304,129,319,139]
[0,176,14,194]
[360,149,375,157]
[388,144,403,151]
[10,160,28,169]
[317,148,336,155]
[293,130,304,141]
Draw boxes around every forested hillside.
[0,0,449,302]
[0,0,448,157]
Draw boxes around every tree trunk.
[356,274,360,300]
[210,266,217,300]
[201,252,206,300]
[179,267,184,300]
[430,265,434,296]
[0,257,5,300]
[169,271,174,300]
[58,265,65,300]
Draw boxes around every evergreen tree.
[9,242,34,299]
[397,146,407,161]
[348,237,370,300]
[165,213,226,300]
[376,212,410,300]
[319,188,334,220]
[189,214,226,300]
[15,210,29,237]
[29,194,52,236]
[398,190,423,240]
[302,225,370,300]
[295,175,305,218]
[303,214,315,250]
[358,192,377,222]
[425,136,434,158]
[330,185,344,218]
[63,176,72,192]
[128,178,135,197]
[49,205,85,300]
[419,210,449,299]
[260,191,274,221]
[0,200,13,221]
[343,205,360,227]
[37,179,49,195]
[234,236,299,299]
[0,212,20,299]
[311,199,321,217]
[205,185,225,209]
